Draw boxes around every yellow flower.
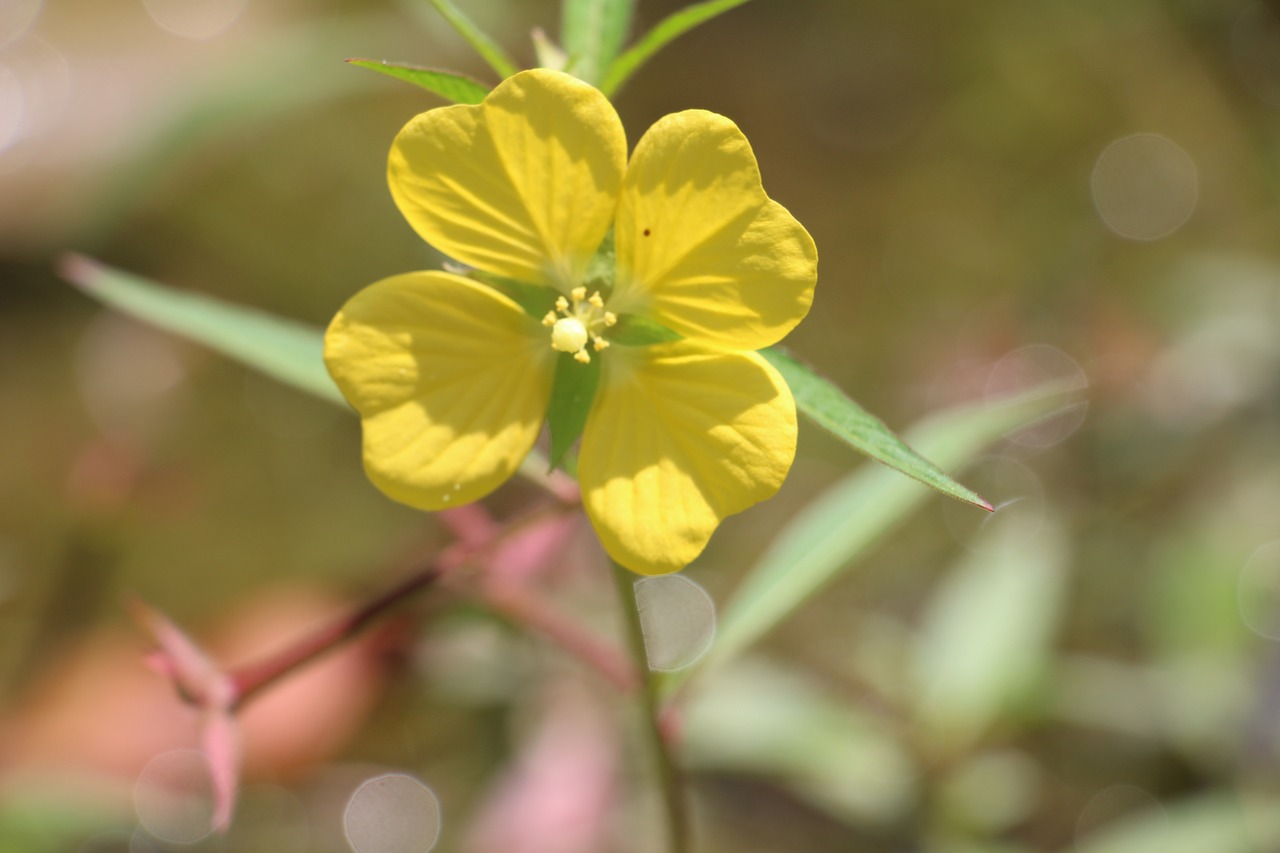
[325,69,817,574]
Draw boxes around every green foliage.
[673,380,1084,695]
[547,353,601,472]
[561,0,636,85]
[426,0,519,78]
[345,60,490,103]
[59,255,345,407]
[609,314,683,345]
[600,0,754,95]
[763,346,993,510]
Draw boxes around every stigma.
[542,286,616,364]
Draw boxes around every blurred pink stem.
[228,506,635,708]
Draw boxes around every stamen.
[555,296,569,312]
[541,310,557,326]
[603,312,617,327]
[588,291,604,309]
[592,335,609,352]
[570,286,587,302]
[573,350,591,364]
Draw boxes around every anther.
[555,296,569,312]
[603,312,618,327]
[573,350,591,364]
[588,291,604,308]
[541,311,557,326]
[592,335,609,352]
[570,286,587,302]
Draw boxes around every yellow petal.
[389,69,626,290]
[613,110,817,350]
[324,272,554,510]
[578,343,797,574]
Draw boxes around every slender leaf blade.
[601,0,752,95]
[561,0,635,84]
[60,255,344,406]
[427,0,520,79]
[346,60,490,104]
[666,380,1086,697]
[763,346,992,511]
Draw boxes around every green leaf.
[1071,792,1280,853]
[546,353,601,472]
[427,0,520,79]
[60,256,564,490]
[345,60,490,104]
[609,314,683,346]
[665,379,1086,698]
[763,346,992,511]
[561,0,636,85]
[59,254,345,407]
[600,0,753,95]
[913,519,1068,748]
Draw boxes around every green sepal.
[345,60,489,104]
[609,314,683,346]
[466,270,560,319]
[546,352,602,472]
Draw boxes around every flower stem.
[612,563,690,853]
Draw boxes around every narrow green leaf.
[561,0,636,85]
[427,0,520,79]
[60,255,564,489]
[60,254,344,406]
[600,0,752,95]
[913,519,1068,748]
[665,380,1086,698]
[609,314,683,346]
[763,346,992,511]
[546,353,601,471]
[346,60,490,104]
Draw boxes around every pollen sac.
[551,317,589,354]
[545,287,616,364]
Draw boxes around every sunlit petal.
[389,69,626,289]
[325,272,554,509]
[579,343,797,574]
[613,110,817,350]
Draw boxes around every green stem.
[612,563,690,853]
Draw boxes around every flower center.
[542,286,617,364]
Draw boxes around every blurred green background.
[5,0,1280,851]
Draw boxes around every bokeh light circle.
[343,773,442,853]
[0,0,41,49]
[141,0,250,40]
[942,456,1044,553]
[984,345,1089,448]
[134,749,216,845]
[1091,133,1197,241]
[635,574,716,672]
[1075,785,1168,849]
[1239,541,1280,641]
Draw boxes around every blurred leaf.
[912,519,1068,748]
[561,0,635,84]
[600,0,753,95]
[683,659,916,825]
[670,380,1084,697]
[59,256,567,487]
[346,60,490,103]
[764,347,993,511]
[60,255,344,406]
[427,0,520,79]
[1070,792,1280,853]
